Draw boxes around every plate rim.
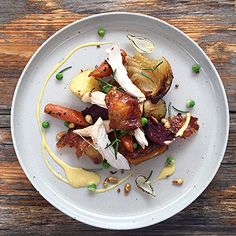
[11,12,229,229]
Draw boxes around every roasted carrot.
[44,104,88,127]
[89,49,127,78]
[120,134,134,152]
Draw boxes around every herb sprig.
[105,130,129,160]
[143,61,163,72]
[140,71,153,82]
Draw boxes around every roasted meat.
[56,130,103,164]
[169,114,199,138]
[89,49,127,78]
[105,89,142,130]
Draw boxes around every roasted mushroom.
[143,99,166,121]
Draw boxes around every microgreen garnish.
[144,170,153,183]
[168,102,172,117]
[172,106,189,114]
[140,71,154,82]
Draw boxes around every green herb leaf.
[153,61,163,71]
[59,66,72,74]
[168,102,172,117]
[140,71,154,82]
[172,106,189,114]
[144,170,153,183]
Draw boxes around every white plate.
[11,12,229,229]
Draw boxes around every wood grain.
[0,0,235,235]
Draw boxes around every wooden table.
[0,1,235,235]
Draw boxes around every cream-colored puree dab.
[157,163,175,180]
[36,42,118,189]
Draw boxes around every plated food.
[38,32,199,196]
[12,12,229,229]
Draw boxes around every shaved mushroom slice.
[82,91,107,108]
[106,46,146,102]
[135,175,155,197]
[134,128,148,149]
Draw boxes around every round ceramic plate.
[11,12,229,229]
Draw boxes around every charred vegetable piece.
[135,175,155,196]
[169,114,199,138]
[120,134,134,152]
[105,89,142,130]
[145,119,175,145]
[44,104,88,127]
[121,143,168,165]
[82,104,109,122]
[84,145,103,164]
[57,130,103,164]
[89,49,127,78]
[143,99,166,121]
[125,53,173,102]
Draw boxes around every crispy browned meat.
[89,49,127,78]
[120,134,134,152]
[105,89,142,130]
[56,130,102,164]
[169,114,199,138]
[120,143,168,165]
[44,104,88,127]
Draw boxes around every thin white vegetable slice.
[91,118,130,170]
[126,33,155,54]
[82,91,107,108]
[134,128,148,149]
[106,46,146,102]
[73,120,112,136]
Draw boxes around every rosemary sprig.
[105,129,121,160]
[140,71,154,82]
[142,61,163,72]
[168,102,172,117]
[144,170,153,183]
[172,106,189,114]
[153,61,163,70]
[96,77,125,93]
[59,66,72,74]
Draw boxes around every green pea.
[56,72,63,80]
[186,99,195,108]
[192,64,200,73]
[141,117,148,126]
[166,156,175,166]
[103,160,110,169]
[88,183,97,192]
[97,28,106,37]
[133,143,138,149]
[64,121,69,127]
[42,121,49,129]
